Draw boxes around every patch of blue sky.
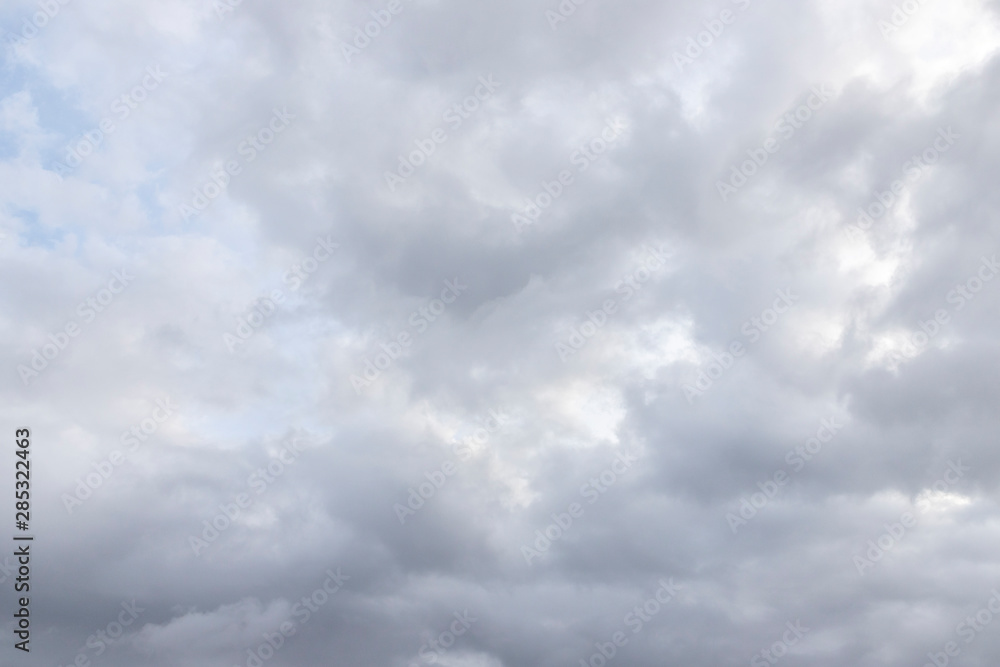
[8,207,68,249]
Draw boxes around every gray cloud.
[2,0,1000,665]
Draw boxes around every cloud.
[3,0,1000,665]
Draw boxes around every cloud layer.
[2,0,1000,665]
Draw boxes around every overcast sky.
[2,0,1000,665]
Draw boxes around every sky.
[2,0,1000,665]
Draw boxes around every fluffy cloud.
[2,0,1000,665]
